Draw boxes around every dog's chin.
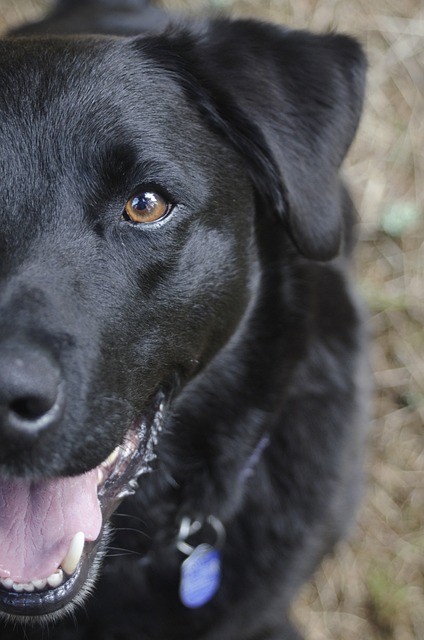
[0,392,166,626]
[0,526,110,627]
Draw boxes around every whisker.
[113,512,148,526]
[107,546,144,558]
[112,527,151,539]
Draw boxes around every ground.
[1,1,423,638]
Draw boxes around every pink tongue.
[0,471,102,583]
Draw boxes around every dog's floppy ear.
[138,20,366,260]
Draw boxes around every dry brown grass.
[1,1,423,638]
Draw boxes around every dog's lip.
[0,392,166,620]
[0,537,102,618]
[97,393,164,515]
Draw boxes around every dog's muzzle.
[0,362,165,622]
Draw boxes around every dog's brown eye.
[124,192,170,224]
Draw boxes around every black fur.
[0,1,368,638]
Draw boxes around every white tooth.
[61,531,85,576]
[103,446,120,468]
[97,467,105,485]
[22,582,35,592]
[32,578,47,590]
[12,582,24,592]
[47,569,64,588]
[1,578,13,589]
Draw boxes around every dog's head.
[0,20,365,623]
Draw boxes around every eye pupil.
[124,191,170,224]
[132,194,153,212]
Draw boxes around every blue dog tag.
[179,543,221,609]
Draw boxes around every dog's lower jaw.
[0,392,166,624]
[0,525,110,627]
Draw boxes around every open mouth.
[0,392,165,622]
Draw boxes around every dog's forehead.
[0,36,199,158]
[0,36,230,209]
[2,37,186,119]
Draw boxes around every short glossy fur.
[0,1,368,638]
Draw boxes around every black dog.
[0,1,368,638]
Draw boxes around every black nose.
[0,342,64,437]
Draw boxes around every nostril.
[10,395,56,422]
[0,341,64,436]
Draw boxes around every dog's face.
[0,36,256,619]
[0,21,366,624]
[0,36,256,475]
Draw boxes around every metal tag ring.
[177,515,226,556]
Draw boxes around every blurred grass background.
[1,1,423,638]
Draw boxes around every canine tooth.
[47,569,64,588]
[32,578,47,590]
[61,531,85,576]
